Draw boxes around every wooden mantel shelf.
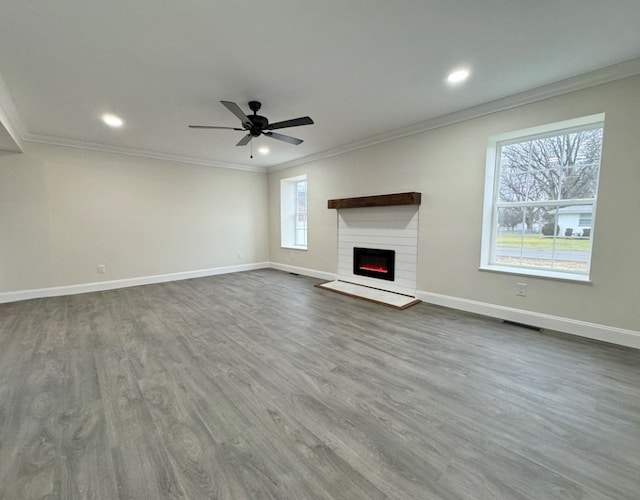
[328,192,421,210]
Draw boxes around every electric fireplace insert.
[353,247,395,282]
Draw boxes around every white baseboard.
[416,290,640,350]
[0,262,270,304]
[268,262,336,281]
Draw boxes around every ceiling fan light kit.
[189,101,314,150]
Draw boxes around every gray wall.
[0,142,269,292]
[269,76,640,332]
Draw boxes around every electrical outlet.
[516,282,527,297]
[97,264,106,274]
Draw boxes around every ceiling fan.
[189,101,314,146]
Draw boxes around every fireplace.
[353,247,395,282]
[329,196,420,296]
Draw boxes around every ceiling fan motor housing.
[248,114,269,136]
[247,101,268,136]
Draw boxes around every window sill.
[281,245,308,251]
[479,264,592,284]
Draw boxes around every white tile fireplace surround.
[336,204,419,297]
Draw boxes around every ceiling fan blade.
[267,116,314,130]
[236,134,253,146]
[264,131,303,145]
[221,101,253,128]
[188,125,244,130]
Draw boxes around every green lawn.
[497,234,590,251]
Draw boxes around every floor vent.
[503,320,542,332]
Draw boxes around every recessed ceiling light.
[102,113,123,128]
[258,146,270,155]
[447,68,470,84]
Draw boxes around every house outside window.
[480,114,604,281]
[280,174,307,249]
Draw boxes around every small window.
[280,174,307,249]
[578,213,592,226]
[480,114,604,281]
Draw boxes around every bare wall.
[0,142,269,292]
[268,76,640,332]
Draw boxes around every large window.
[280,174,307,249]
[481,114,604,281]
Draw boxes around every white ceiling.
[1,0,640,170]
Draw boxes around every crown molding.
[22,134,267,173]
[270,57,640,172]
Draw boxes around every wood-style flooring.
[1,269,639,499]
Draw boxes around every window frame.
[280,174,308,250]
[480,113,605,282]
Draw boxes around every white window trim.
[480,113,604,282]
[280,174,308,250]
